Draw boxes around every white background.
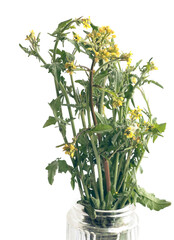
[1,0,174,239]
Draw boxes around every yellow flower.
[131,77,137,84]
[124,126,135,138]
[150,61,158,70]
[65,61,76,75]
[63,144,77,158]
[25,30,36,41]
[127,58,132,66]
[82,17,91,29]
[129,106,142,120]
[73,33,81,42]
[112,96,124,109]
[133,136,141,143]
[112,35,116,38]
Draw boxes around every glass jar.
[66,204,139,240]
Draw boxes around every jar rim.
[74,203,136,217]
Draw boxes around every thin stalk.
[59,82,76,137]
[113,109,117,123]
[70,74,78,102]
[117,150,132,192]
[136,134,151,172]
[86,88,92,128]
[89,59,97,125]
[138,87,152,123]
[52,39,59,62]
[113,152,119,191]
[99,77,107,115]
[90,136,104,202]
[34,49,84,199]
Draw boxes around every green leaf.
[94,70,110,83]
[90,124,113,134]
[95,112,108,124]
[95,86,117,98]
[49,48,62,55]
[145,80,164,89]
[90,22,99,31]
[75,80,88,87]
[43,116,57,128]
[125,85,134,99]
[45,160,59,185]
[111,130,121,146]
[58,18,72,31]
[67,38,80,52]
[58,160,73,174]
[49,98,61,117]
[90,197,100,209]
[135,186,171,211]
[61,50,75,63]
[71,175,76,190]
[155,123,166,133]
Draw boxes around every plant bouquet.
[20,17,171,233]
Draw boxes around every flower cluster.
[73,32,81,42]
[129,106,142,120]
[149,61,158,71]
[143,121,154,131]
[25,30,36,41]
[120,52,133,66]
[81,17,91,29]
[86,25,120,63]
[124,126,135,138]
[65,61,76,74]
[63,144,77,158]
[112,96,124,108]
[98,26,115,36]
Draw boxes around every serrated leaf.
[155,123,166,133]
[45,160,59,185]
[136,186,171,211]
[49,98,61,117]
[43,116,57,128]
[61,50,75,63]
[58,160,73,174]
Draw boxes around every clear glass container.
[66,204,139,240]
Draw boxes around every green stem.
[89,59,97,125]
[113,152,119,191]
[70,74,78,102]
[90,136,104,202]
[52,39,59,62]
[138,87,152,123]
[136,134,151,172]
[99,77,107,115]
[59,82,76,137]
[117,150,132,192]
